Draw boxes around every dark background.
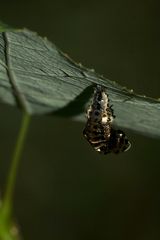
[0,0,160,239]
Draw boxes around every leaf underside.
[0,28,160,138]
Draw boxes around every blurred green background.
[0,0,160,239]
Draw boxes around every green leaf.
[0,28,160,138]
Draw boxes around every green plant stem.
[1,112,31,223]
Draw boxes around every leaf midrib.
[3,32,30,112]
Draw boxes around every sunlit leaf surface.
[0,28,160,138]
